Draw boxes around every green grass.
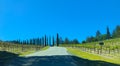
[41,46,49,50]
[67,47,120,65]
[19,46,50,56]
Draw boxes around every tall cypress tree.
[42,37,44,46]
[45,35,47,46]
[30,39,32,44]
[53,36,55,46]
[33,39,35,45]
[49,36,51,46]
[37,38,40,45]
[46,37,48,46]
[39,38,42,46]
[56,33,59,46]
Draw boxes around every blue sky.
[0,0,120,42]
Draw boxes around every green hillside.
[61,38,120,64]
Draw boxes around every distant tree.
[52,37,55,46]
[106,26,111,39]
[86,37,91,42]
[30,39,33,44]
[33,39,35,45]
[96,30,102,41]
[42,37,44,46]
[56,33,59,46]
[72,39,79,44]
[45,35,47,46]
[36,38,40,45]
[112,25,120,38]
[59,37,64,44]
[86,36,96,42]
[101,34,107,40]
[23,40,26,44]
[82,40,86,44]
[26,40,29,44]
[49,36,51,46]
[35,38,37,45]
[46,37,48,46]
[39,38,42,46]
[112,30,116,38]
[64,38,70,44]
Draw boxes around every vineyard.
[61,38,120,60]
[0,42,44,56]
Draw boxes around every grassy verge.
[67,47,120,65]
[19,46,49,56]
[41,46,49,51]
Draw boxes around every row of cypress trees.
[8,33,60,46]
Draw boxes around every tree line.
[6,33,80,46]
[2,25,120,45]
[83,25,120,43]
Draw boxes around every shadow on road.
[0,51,19,66]
[0,51,120,66]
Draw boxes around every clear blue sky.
[0,0,120,42]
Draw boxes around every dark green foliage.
[45,35,47,46]
[30,39,33,44]
[82,40,86,44]
[0,51,19,66]
[42,37,44,46]
[49,36,51,46]
[64,38,70,44]
[86,36,96,42]
[52,37,55,46]
[72,39,79,44]
[96,30,102,41]
[112,25,120,38]
[26,40,29,44]
[46,37,48,46]
[101,34,107,40]
[56,33,59,46]
[39,38,42,45]
[106,26,111,39]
